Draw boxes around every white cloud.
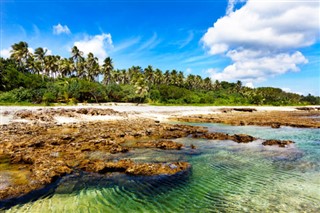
[177,31,194,49]
[111,37,141,53]
[43,47,52,55]
[245,82,254,88]
[0,48,11,58]
[210,51,307,82]
[74,33,113,63]
[53,23,71,35]
[226,0,246,15]
[138,33,160,51]
[202,0,319,83]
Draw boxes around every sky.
[1,0,319,96]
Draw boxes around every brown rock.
[271,123,281,128]
[135,141,183,150]
[231,134,256,143]
[262,139,294,147]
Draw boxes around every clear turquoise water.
[5,124,320,212]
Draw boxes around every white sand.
[0,104,309,125]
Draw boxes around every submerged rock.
[135,140,183,150]
[262,139,294,148]
[193,132,256,143]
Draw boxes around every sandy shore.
[0,104,304,125]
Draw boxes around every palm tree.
[203,77,213,90]
[134,76,149,104]
[235,80,242,93]
[10,41,30,69]
[185,74,195,90]
[58,58,73,78]
[194,75,203,90]
[26,54,41,75]
[71,46,84,77]
[154,68,163,85]
[128,66,142,85]
[144,65,154,86]
[120,69,129,84]
[34,47,47,76]
[213,80,221,90]
[163,70,170,85]
[101,57,113,85]
[44,55,58,78]
[85,52,100,81]
[170,70,178,86]
[177,71,184,87]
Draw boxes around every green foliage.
[0,41,319,106]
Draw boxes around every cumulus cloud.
[43,47,52,56]
[226,0,246,15]
[74,33,113,63]
[202,0,319,84]
[0,48,11,58]
[53,23,71,35]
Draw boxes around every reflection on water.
[3,124,320,212]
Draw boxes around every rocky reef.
[172,110,320,128]
[0,119,206,201]
[193,132,256,143]
[262,139,295,148]
[0,107,304,205]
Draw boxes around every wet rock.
[125,162,191,176]
[271,123,281,128]
[193,132,230,140]
[173,110,320,128]
[193,132,256,143]
[219,108,257,113]
[262,139,294,147]
[231,134,256,143]
[135,141,183,150]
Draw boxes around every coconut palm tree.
[44,55,58,78]
[10,41,30,69]
[134,76,149,103]
[71,46,84,77]
[163,70,170,85]
[144,65,154,86]
[170,70,178,86]
[58,58,73,78]
[154,68,163,85]
[128,66,142,84]
[177,71,184,87]
[85,52,100,81]
[26,54,41,75]
[213,80,221,90]
[34,47,47,76]
[101,57,113,85]
[185,74,195,90]
[203,77,213,90]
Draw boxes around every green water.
[4,124,320,212]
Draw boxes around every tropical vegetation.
[0,41,319,105]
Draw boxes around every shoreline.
[2,104,318,125]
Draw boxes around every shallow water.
[3,123,320,212]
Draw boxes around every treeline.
[0,41,319,105]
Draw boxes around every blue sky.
[1,0,319,96]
